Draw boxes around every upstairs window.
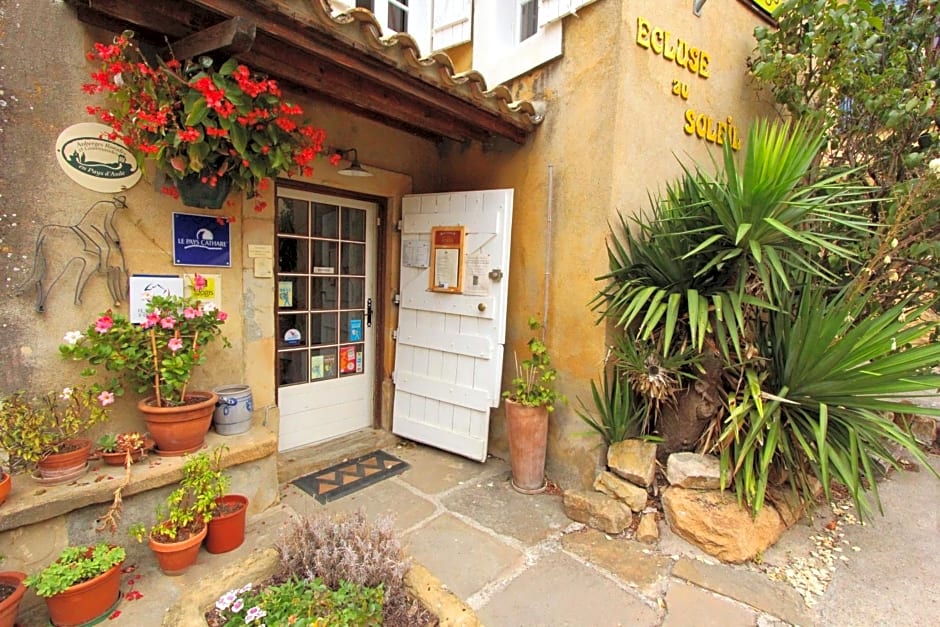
[333,1,471,55]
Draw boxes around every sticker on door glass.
[284,328,302,345]
[340,345,357,374]
[356,350,364,373]
[323,353,336,378]
[310,355,324,380]
[349,319,363,342]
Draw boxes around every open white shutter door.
[392,189,513,462]
[431,0,472,51]
[538,0,600,27]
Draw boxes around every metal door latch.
[488,268,503,281]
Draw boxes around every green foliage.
[133,446,229,542]
[748,0,940,308]
[0,386,111,472]
[96,431,147,454]
[576,368,649,445]
[214,577,384,627]
[24,544,125,598]
[60,293,230,407]
[502,317,566,410]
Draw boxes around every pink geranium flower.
[217,311,228,322]
[160,316,176,329]
[183,307,199,319]
[142,312,161,329]
[95,315,114,333]
[167,337,183,352]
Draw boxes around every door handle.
[366,298,373,327]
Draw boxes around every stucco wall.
[436,0,774,488]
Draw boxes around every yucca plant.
[717,283,940,518]
[576,367,650,445]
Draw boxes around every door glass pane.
[277,198,308,235]
[278,313,308,348]
[338,344,364,376]
[313,203,339,238]
[278,238,308,274]
[340,278,364,309]
[310,347,338,381]
[340,310,366,343]
[310,312,338,346]
[312,277,338,310]
[342,207,367,242]
[341,242,365,275]
[312,240,338,274]
[278,277,307,310]
[279,350,308,385]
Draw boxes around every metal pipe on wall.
[542,164,554,337]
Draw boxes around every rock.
[765,486,804,528]
[894,411,939,447]
[636,513,659,544]
[608,439,657,488]
[593,471,648,512]
[661,487,786,563]
[563,489,633,534]
[665,452,721,489]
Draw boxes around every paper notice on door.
[463,253,491,296]
[403,239,430,268]
[433,248,460,290]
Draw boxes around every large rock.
[666,452,721,490]
[563,490,633,534]
[593,471,648,512]
[661,487,786,563]
[608,440,657,488]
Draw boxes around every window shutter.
[431,0,472,51]
[537,0,599,28]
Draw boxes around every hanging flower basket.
[176,172,233,209]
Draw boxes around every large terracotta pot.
[43,561,123,627]
[0,473,10,507]
[37,438,92,482]
[138,392,218,456]
[0,571,27,627]
[149,523,207,576]
[505,399,549,494]
[206,494,249,554]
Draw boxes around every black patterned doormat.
[292,450,410,504]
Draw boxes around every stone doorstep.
[0,426,277,533]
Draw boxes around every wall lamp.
[334,147,373,177]
[693,0,707,16]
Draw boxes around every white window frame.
[331,0,433,56]
[472,0,562,88]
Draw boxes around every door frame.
[275,180,391,434]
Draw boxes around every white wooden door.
[276,188,377,452]
[392,189,513,461]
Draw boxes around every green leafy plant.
[502,317,566,411]
[211,577,384,627]
[95,431,147,454]
[130,447,229,542]
[83,31,333,209]
[0,385,111,472]
[60,292,230,407]
[576,368,649,446]
[24,544,125,598]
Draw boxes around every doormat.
[292,450,410,504]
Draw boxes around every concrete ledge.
[0,425,277,533]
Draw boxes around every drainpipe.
[542,164,554,338]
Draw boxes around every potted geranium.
[83,31,332,210]
[0,386,112,484]
[129,449,227,575]
[501,317,566,494]
[24,544,125,626]
[60,292,230,455]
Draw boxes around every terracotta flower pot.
[96,438,153,466]
[37,438,92,482]
[138,392,218,456]
[43,561,123,627]
[205,494,249,554]
[149,523,208,576]
[505,399,549,494]
[0,473,10,507]
[0,571,27,627]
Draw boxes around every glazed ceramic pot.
[139,392,218,456]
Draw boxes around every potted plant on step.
[203,446,250,554]
[502,317,566,494]
[83,31,331,210]
[24,544,125,626]
[60,291,230,455]
[0,570,27,627]
[94,431,153,466]
[0,386,112,484]
[130,449,227,575]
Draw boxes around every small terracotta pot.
[0,571,27,627]
[138,392,218,456]
[37,438,91,481]
[97,438,153,466]
[206,494,249,554]
[149,523,207,576]
[505,400,549,494]
[0,473,10,507]
[43,561,123,627]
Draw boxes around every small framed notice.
[429,226,465,293]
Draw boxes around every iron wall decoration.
[16,196,129,313]
[172,212,232,267]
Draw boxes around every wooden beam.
[166,16,256,59]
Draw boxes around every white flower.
[63,330,83,345]
[890,238,898,248]
[202,302,217,313]
[60,387,73,400]
[929,157,940,175]
[883,255,892,265]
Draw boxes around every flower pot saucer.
[30,463,89,486]
[153,442,206,457]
